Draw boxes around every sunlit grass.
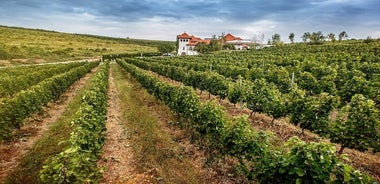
[0,25,173,65]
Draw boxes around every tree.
[364,36,375,43]
[301,32,310,42]
[258,33,265,44]
[327,33,336,43]
[267,39,272,45]
[195,43,211,53]
[252,33,265,46]
[271,33,281,45]
[219,32,226,49]
[338,31,348,41]
[309,31,325,44]
[289,33,295,43]
[157,43,175,54]
[194,35,223,53]
[331,94,379,154]
[209,35,222,51]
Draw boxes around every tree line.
[269,31,351,45]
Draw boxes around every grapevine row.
[0,62,86,98]
[117,60,374,183]
[40,61,109,183]
[0,62,99,141]
[143,54,379,106]
[0,64,60,77]
[125,57,379,153]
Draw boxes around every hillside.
[0,25,172,65]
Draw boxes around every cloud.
[0,0,379,41]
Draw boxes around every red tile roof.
[178,32,210,46]
[224,33,243,41]
[177,32,191,39]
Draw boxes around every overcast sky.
[0,0,379,42]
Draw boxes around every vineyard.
[0,41,379,183]
[119,42,380,154]
[0,61,99,141]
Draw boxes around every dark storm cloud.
[0,0,307,21]
[2,0,377,23]
[0,0,379,40]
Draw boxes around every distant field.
[0,25,172,65]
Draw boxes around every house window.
[183,47,185,50]
[189,47,193,51]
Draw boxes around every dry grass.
[0,25,162,65]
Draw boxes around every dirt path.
[0,66,98,182]
[98,65,140,184]
[99,63,233,184]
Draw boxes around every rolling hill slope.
[0,25,172,65]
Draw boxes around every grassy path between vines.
[143,67,380,181]
[0,66,98,184]
[98,63,228,184]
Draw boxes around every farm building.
[176,32,210,55]
[224,33,251,50]
[176,32,252,55]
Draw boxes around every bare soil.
[98,66,150,184]
[0,66,98,182]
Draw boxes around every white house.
[176,32,253,55]
[177,32,210,55]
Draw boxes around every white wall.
[177,39,199,55]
